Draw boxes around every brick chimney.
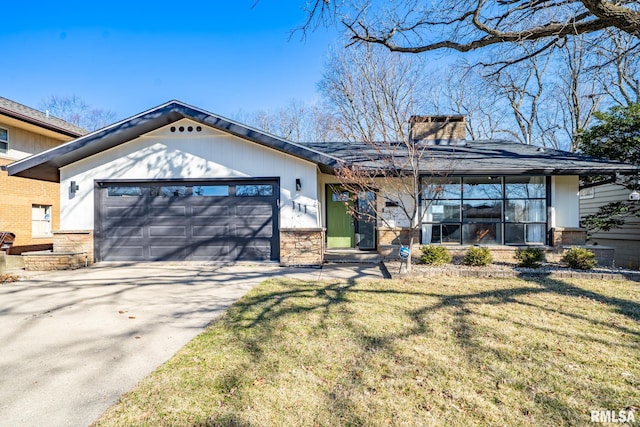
[409,115,466,142]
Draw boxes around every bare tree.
[428,65,511,141]
[595,30,640,106]
[40,95,117,131]
[234,100,338,143]
[484,47,559,147]
[298,0,640,62]
[319,43,458,271]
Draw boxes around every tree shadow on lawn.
[206,276,640,425]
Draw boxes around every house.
[580,183,640,269]
[5,101,638,268]
[0,97,86,254]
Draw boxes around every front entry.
[326,185,376,250]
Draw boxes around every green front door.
[327,187,355,248]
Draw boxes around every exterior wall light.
[296,178,302,192]
[70,181,79,195]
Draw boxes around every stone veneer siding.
[53,230,94,264]
[280,228,324,266]
[551,227,587,246]
[22,230,94,271]
[22,253,88,270]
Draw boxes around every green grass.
[93,276,640,426]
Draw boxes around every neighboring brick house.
[0,97,86,253]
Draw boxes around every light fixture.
[296,178,302,192]
[70,181,79,195]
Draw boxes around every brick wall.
[0,158,60,253]
[280,228,324,266]
[409,115,466,141]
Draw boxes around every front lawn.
[93,276,640,426]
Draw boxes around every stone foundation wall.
[280,228,324,266]
[551,227,587,246]
[377,227,419,246]
[53,230,94,265]
[22,253,88,271]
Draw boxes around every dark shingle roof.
[301,139,639,176]
[5,100,342,182]
[0,97,87,137]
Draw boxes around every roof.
[0,97,87,138]
[4,100,343,182]
[5,100,637,182]
[301,139,640,176]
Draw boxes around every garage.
[95,179,279,262]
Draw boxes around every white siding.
[551,176,580,228]
[60,119,320,230]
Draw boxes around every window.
[150,186,187,197]
[32,204,52,237]
[236,184,274,197]
[192,185,229,196]
[0,127,8,154]
[421,176,547,245]
[107,186,143,197]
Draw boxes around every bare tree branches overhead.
[300,0,639,60]
[39,95,117,132]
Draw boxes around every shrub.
[561,247,597,270]
[419,245,452,266]
[514,247,545,268]
[463,246,493,266]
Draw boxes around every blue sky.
[0,1,337,121]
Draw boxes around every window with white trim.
[32,204,52,237]
[0,127,7,154]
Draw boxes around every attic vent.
[169,126,203,133]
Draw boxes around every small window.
[32,204,52,237]
[236,184,274,197]
[0,127,8,154]
[192,185,229,196]
[332,191,350,202]
[154,186,187,197]
[107,186,143,197]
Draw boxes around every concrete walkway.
[0,262,383,427]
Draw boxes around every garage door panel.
[149,246,188,260]
[107,226,144,237]
[149,226,187,237]
[236,246,271,260]
[235,205,272,217]
[149,206,187,217]
[235,224,273,238]
[98,180,278,262]
[191,206,230,217]
[193,225,229,237]
[105,206,146,219]
[191,245,230,258]
[100,245,146,259]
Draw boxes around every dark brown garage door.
[95,180,279,262]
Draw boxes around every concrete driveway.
[0,262,383,427]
